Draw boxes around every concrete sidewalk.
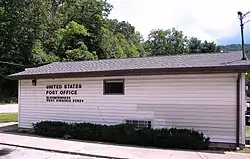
[0,133,249,159]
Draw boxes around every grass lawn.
[0,113,18,123]
[247,126,250,137]
[237,149,250,154]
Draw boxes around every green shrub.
[33,121,70,138]
[101,124,137,144]
[155,128,209,150]
[69,123,103,141]
[135,128,155,146]
[33,121,210,150]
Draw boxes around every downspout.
[236,73,241,149]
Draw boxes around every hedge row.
[33,121,210,150]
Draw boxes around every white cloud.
[108,0,250,43]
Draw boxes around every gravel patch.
[0,144,104,159]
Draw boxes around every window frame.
[103,79,125,95]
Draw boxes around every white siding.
[19,73,242,144]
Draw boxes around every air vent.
[125,120,151,129]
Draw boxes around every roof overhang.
[7,65,250,80]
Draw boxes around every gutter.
[236,73,241,149]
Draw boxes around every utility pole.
[238,11,250,60]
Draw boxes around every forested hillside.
[220,44,250,52]
[0,0,247,102]
[220,44,250,59]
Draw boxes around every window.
[126,120,151,129]
[103,79,124,95]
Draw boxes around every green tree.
[200,40,220,53]
[40,0,145,59]
[100,28,127,59]
[108,20,146,57]
[187,37,202,53]
[187,37,220,53]
[50,21,97,61]
[0,0,49,65]
[30,40,59,64]
[52,0,113,58]
[101,19,146,58]
[0,0,52,101]
[145,28,189,56]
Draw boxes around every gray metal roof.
[9,52,250,78]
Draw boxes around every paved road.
[0,104,18,113]
[0,144,104,159]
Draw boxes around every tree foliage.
[0,0,50,101]
[145,28,189,56]
[220,44,250,52]
[145,30,220,56]
[0,0,48,64]
[188,37,220,53]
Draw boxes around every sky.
[107,0,250,45]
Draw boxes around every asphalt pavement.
[0,104,18,113]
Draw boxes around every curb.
[0,142,128,159]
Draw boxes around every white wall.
[18,73,242,144]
